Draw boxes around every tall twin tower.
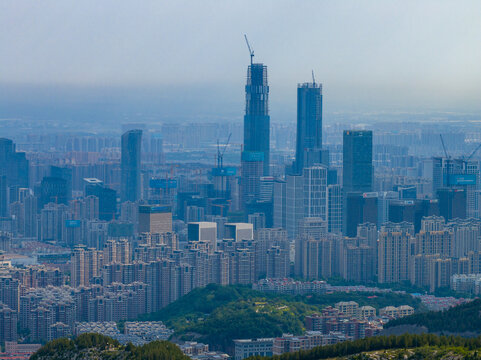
[242,38,323,178]
[241,37,323,209]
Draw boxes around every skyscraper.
[343,130,373,193]
[327,184,343,234]
[345,192,378,237]
[39,176,68,208]
[240,151,264,206]
[0,138,29,207]
[295,82,323,173]
[303,165,327,220]
[85,179,117,221]
[243,63,270,176]
[121,129,142,202]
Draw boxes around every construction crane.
[217,133,232,199]
[217,133,232,169]
[439,134,481,189]
[439,134,450,159]
[439,134,453,187]
[244,34,254,65]
[312,70,316,85]
[466,142,481,162]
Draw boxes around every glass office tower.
[343,130,373,193]
[243,63,270,176]
[121,129,142,202]
[295,82,323,174]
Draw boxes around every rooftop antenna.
[312,70,316,85]
[244,34,254,65]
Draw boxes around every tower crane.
[218,133,232,169]
[439,134,452,187]
[466,142,481,162]
[216,133,232,199]
[244,34,254,65]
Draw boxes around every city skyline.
[2,1,481,357]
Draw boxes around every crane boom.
[467,142,481,161]
[440,134,449,159]
[312,70,316,85]
[221,133,232,158]
[220,133,232,169]
[244,34,254,64]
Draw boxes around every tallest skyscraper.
[243,60,270,176]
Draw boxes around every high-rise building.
[39,177,68,209]
[39,203,69,244]
[70,246,102,287]
[138,205,172,234]
[295,82,323,173]
[343,130,373,193]
[50,166,72,202]
[23,194,38,238]
[432,157,479,217]
[437,188,467,221]
[0,175,7,217]
[378,222,414,283]
[303,165,327,220]
[188,222,217,252]
[0,303,18,342]
[225,223,253,241]
[0,138,29,197]
[285,174,304,239]
[85,179,117,221]
[243,63,270,176]
[121,129,142,202]
[273,179,287,230]
[327,185,343,234]
[240,151,264,207]
[344,192,378,237]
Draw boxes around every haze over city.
[1,0,481,124]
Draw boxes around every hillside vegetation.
[31,333,189,360]
[386,299,481,334]
[250,333,481,360]
[139,284,423,351]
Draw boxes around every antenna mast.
[312,70,316,85]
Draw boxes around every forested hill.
[385,299,481,334]
[138,283,422,352]
[31,333,189,360]
[249,334,481,360]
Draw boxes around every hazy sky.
[1,0,481,122]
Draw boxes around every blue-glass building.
[295,82,323,174]
[243,63,270,176]
[343,130,373,193]
[121,129,142,202]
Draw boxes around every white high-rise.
[303,165,327,220]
